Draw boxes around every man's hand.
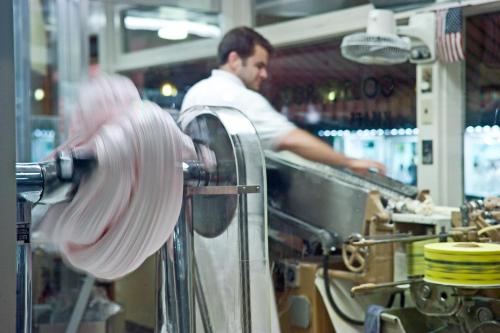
[346,159,386,175]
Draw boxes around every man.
[181,26,386,333]
[181,26,385,174]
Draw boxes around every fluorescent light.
[185,21,221,38]
[124,16,167,31]
[124,16,221,39]
[158,24,188,40]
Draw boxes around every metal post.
[157,242,215,333]
[65,275,95,333]
[13,0,31,162]
[0,0,19,331]
[156,196,195,333]
[155,243,179,333]
[16,200,32,333]
[156,162,201,333]
[194,257,214,333]
[172,196,195,333]
[56,0,89,142]
[416,61,464,206]
[238,193,251,333]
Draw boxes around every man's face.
[237,44,269,91]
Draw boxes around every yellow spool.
[407,238,438,277]
[424,242,500,287]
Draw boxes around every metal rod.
[0,1,16,331]
[13,0,31,162]
[155,242,179,333]
[16,200,32,333]
[172,195,195,333]
[183,160,207,187]
[194,257,214,333]
[351,234,440,246]
[14,152,95,333]
[351,278,423,296]
[16,164,43,203]
[65,275,95,333]
[187,185,260,196]
[268,206,338,252]
[238,192,252,333]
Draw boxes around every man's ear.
[227,51,242,70]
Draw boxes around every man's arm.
[277,128,386,174]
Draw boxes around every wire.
[322,254,365,326]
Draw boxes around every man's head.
[218,26,274,91]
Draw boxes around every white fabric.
[181,69,296,151]
[38,74,195,280]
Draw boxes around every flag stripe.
[436,7,465,63]
[457,33,465,60]
[450,33,458,62]
[436,10,442,61]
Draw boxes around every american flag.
[436,7,465,63]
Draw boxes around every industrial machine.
[265,151,500,333]
[158,106,270,333]
[16,149,96,333]
[16,106,269,333]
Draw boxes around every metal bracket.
[186,185,260,196]
[411,282,461,317]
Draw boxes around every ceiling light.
[34,88,45,101]
[124,16,167,31]
[327,90,336,102]
[185,21,221,38]
[124,16,221,39]
[158,25,188,40]
[161,83,178,97]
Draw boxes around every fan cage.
[341,33,411,65]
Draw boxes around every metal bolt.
[420,285,432,300]
[476,307,493,322]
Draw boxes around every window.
[120,2,222,53]
[464,11,500,198]
[254,0,369,26]
[261,38,418,184]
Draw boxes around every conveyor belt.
[265,151,419,242]
[266,151,418,201]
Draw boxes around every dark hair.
[217,26,274,65]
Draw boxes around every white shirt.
[181,69,296,150]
